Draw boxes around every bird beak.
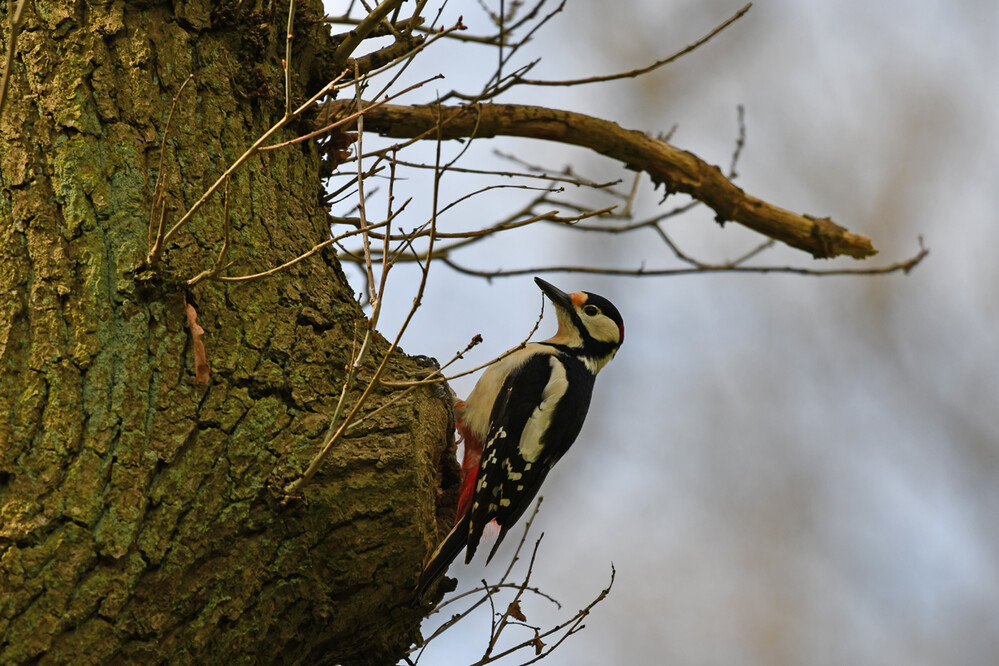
[534,277,575,311]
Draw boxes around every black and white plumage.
[415,277,624,599]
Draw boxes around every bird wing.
[465,352,580,564]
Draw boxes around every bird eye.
[583,305,600,316]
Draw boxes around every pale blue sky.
[325,1,998,663]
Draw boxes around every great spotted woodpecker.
[416,277,624,598]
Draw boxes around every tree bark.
[0,2,450,663]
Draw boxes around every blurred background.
[329,0,998,663]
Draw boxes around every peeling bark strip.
[184,302,210,385]
[320,102,877,259]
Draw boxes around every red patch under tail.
[455,412,483,521]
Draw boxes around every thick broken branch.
[317,101,877,259]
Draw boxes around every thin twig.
[492,150,623,192]
[331,0,407,70]
[187,176,233,286]
[729,239,775,266]
[380,297,545,388]
[319,100,878,259]
[149,69,351,264]
[390,155,621,188]
[471,566,616,665]
[343,333,481,433]
[651,223,709,268]
[354,62,378,304]
[620,172,642,218]
[0,0,28,117]
[441,242,929,280]
[264,71,444,153]
[419,498,614,666]
[428,581,562,616]
[338,205,616,265]
[729,104,746,178]
[283,98,445,496]
[483,535,545,659]
[517,3,751,87]
[443,0,565,103]
[148,74,195,253]
[284,0,295,115]
[212,220,390,284]
[560,201,698,233]
[417,499,549,662]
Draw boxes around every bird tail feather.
[414,511,471,600]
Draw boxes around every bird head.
[535,277,624,373]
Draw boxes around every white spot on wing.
[501,459,523,481]
[517,357,569,463]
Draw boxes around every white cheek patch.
[587,315,621,344]
[517,357,569,463]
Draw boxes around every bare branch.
[334,201,616,263]
[266,74,442,152]
[149,69,352,264]
[354,64,379,304]
[729,104,747,178]
[381,296,546,389]
[186,176,233,287]
[148,74,195,255]
[317,101,878,259]
[213,220,390,284]
[325,14,425,39]
[388,155,621,188]
[517,3,752,87]
[282,100,446,496]
[283,0,295,115]
[331,0,408,70]
[472,566,616,665]
[483,534,546,660]
[441,241,928,280]
[417,499,549,660]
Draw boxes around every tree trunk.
[0,2,451,663]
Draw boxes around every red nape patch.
[619,324,625,342]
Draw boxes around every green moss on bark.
[0,1,450,663]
